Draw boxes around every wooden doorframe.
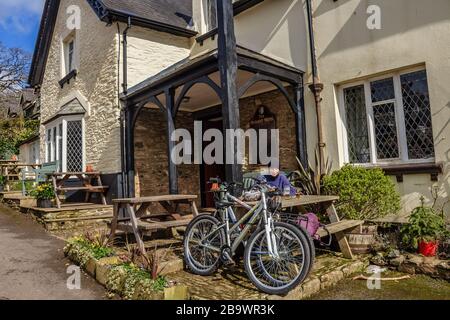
[196,109,225,208]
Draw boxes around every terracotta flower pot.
[418,240,438,257]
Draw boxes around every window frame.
[202,0,218,33]
[339,67,434,166]
[61,31,78,78]
[44,115,85,172]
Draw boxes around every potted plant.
[30,183,55,208]
[401,199,449,257]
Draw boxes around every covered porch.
[122,45,308,205]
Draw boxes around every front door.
[201,119,225,208]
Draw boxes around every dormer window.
[203,0,217,32]
[67,40,74,73]
[60,32,78,87]
[63,36,76,75]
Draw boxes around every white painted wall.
[308,0,450,217]
[235,0,308,71]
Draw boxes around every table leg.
[326,204,354,260]
[97,175,107,205]
[135,203,151,218]
[109,203,119,243]
[52,176,62,209]
[191,200,199,217]
[126,204,146,255]
[5,167,9,192]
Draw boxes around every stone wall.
[133,89,299,204]
[134,108,201,201]
[239,88,299,172]
[39,0,120,173]
[39,0,192,175]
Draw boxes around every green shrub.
[323,165,400,220]
[401,201,449,249]
[8,181,34,192]
[68,235,114,260]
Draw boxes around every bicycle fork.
[261,193,279,259]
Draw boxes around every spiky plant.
[290,148,332,196]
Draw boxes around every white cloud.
[0,0,45,34]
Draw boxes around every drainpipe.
[306,0,325,175]
[122,17,132,94]
[120,17,132,197]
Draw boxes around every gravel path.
[0,204,106,300]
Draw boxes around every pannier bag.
[294,212,333,246]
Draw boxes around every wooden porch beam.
[237,55,302,84]
[124,105,136,197]
[217,0,242,186]
[165,88,178,194]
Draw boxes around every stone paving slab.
[169,253,368,300]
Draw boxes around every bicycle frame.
[199,189,279,257]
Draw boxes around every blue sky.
[0,0,45,53]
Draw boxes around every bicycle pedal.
[222,256,236,266]
[221,249,235,266]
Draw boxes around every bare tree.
[0,42,31,95]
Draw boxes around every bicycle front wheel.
[244,222,311,295]
[184,215,225,276]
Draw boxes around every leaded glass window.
[342,69,434,164]
[46,129,51,163]
[344,85,370,163]
[400,70,435,160]
[58,124,63,171]
[45,117,84,172]
[371,78,395,103]
[373,103,399,159]
[203,0,217,32]
[66,120,83,172]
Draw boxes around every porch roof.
[122,46,304,106]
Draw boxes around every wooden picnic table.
[109,195,199,255]
[0,163,41,191]
[247,195,363,259]
[46,172,109,209]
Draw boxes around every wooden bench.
[109,195,199,255]
[246,195,361,259]
[317,220,364,238]
[57,186,109,192]
[46,172,109,209]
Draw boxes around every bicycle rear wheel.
[184,215,225,276]
[244,222,311,295]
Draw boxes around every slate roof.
[21,89,37,104]
[0,94,21,118]
[29,0,196,87]
[101,0,194,31]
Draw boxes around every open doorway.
[200,117,225,208]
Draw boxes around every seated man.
[260,167,297,197]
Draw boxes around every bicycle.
[183,178,314,295]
